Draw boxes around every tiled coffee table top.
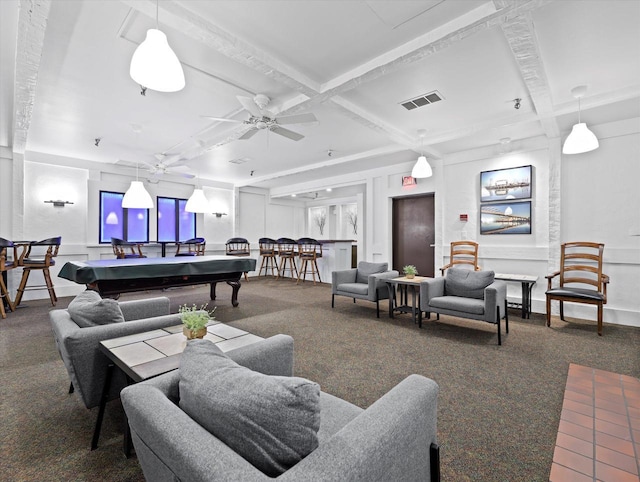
[550,363,640,482]
[100,321,263,382]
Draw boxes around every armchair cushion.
[67,289,124,328]
[445,268,494,299]
[179,340,321,477]
[355,261,388,284]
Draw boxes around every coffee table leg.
[387,282,395,319]
[123,374,133,458]
[92,363,114,451]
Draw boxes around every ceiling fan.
[116,154,195,179]
[202,94,317,141]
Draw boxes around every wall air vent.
[400,91,444,111]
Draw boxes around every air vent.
[229,157,250,164]
[400,91,444,110]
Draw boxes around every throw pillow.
[355,261,389,284]
[67,289,125,328]
[179,340,320,476]
[445,268,495,299]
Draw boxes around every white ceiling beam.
[13,0,51,155]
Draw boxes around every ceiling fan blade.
[270,126,304,141]
[275,113,317,125]
[237,96,262,117]
[238,128,260,140]
[200,115,243,123]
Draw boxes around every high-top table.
[494,273,538,319]
[58,255,256,306]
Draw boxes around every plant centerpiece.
[403,265,418,279]
[179,303,216,340]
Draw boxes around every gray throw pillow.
[445,268,495,299]
[356,261,388,284]
[67,289,125,328]
[179,340,321,477]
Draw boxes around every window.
[99,191,149,243]
[157,196,195,242]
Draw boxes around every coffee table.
[95,322,263,455]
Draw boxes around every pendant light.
[130,0,185,92]
[185,188,210,213]
[122,125,154,209]
[411,129,433,178]
[562,85,599,154]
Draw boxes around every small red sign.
[460,214,468,222]
[402,176,417,187]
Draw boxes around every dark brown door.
[392,194,435,277]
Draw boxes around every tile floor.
[550,363,640,482]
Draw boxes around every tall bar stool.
[0,237,18,318]
[15,236,61,307]
[111,237,146,259]
[258,237,279,277]
[297,237,322,285]
[276,237,299,280]
[226,237,250,281]
[175,237,206,256]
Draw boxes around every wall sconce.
[212,212,228,218]
[44,200,74,207]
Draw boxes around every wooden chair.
[258,237,279,277]
[175,237,206,256]
[111,237,146,259]
[276,237,298,280]
[297,237,322,285]
[546,242,609,336]
[15,236,61,307]
[439,241,480,275]
[0,237,18,318]
[225,237,250,281]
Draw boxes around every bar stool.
[111,237,146,259]
[225,237,250,281]
[175,237,206,256]
[297,237,322,285]
[276,237,298,280]
[0,237,18,318]
[258,238,279,277]
[15,236,61,307]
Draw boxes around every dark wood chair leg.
[560,300,564,320]
[14,269,30,307]
[505,300,509,333]
[597,303,603,336]
[546,295,552,327]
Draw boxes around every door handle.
[430,244,435,248]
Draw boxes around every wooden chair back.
[558,242,606,294]
[175,238,206,256]
[439,241,479,275]
[0,237,18,271]
[225,237,250,256]
[297,237,322,260]
[111,237,145,259]
[19,236,61,267]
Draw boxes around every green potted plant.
[403,265,418,279]
[179,303,216,340]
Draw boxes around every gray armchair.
[121,335,440,481]
[49,296,183,448]
[331,261,399,317]
[419,268,508,345]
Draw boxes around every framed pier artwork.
[480,200,531,235]
[480,165,532,202]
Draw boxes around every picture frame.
[480,165,532,202]
[480,201,531,235]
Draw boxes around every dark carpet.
[1,278,638,481]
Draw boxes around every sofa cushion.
[356,261,388,284]
[179,340,321,477]
[445,268,494,299]
[429,295,486,315]
[67,289,125,328]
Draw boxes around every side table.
[386,276,431,328]
[494,273,538,319]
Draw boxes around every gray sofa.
[49,296,184,447]
[121,334,440,481]
[331,261,400,317]
[419,268,508,345]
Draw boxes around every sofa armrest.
[282,375,439,481]
[332,268,357,293]
[420,277,445,308]
[483,280,507,322]
[370,270,400,300]
[118,296,171,321]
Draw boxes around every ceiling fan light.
[562,122,599,154]
[122,181,154,209]
[130,29,185,93]
[411,155,433,178]
[185,188,210,213]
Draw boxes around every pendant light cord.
[155,0,159,30]
[577,97,581,123]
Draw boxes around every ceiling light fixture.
[562,86,599,154]
[185,188,210,213]
[122,126,154,209]
[129,0,185,92]
[411,129,433,179]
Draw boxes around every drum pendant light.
[130,0,185,92]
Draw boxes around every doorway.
[392,194,435,277]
